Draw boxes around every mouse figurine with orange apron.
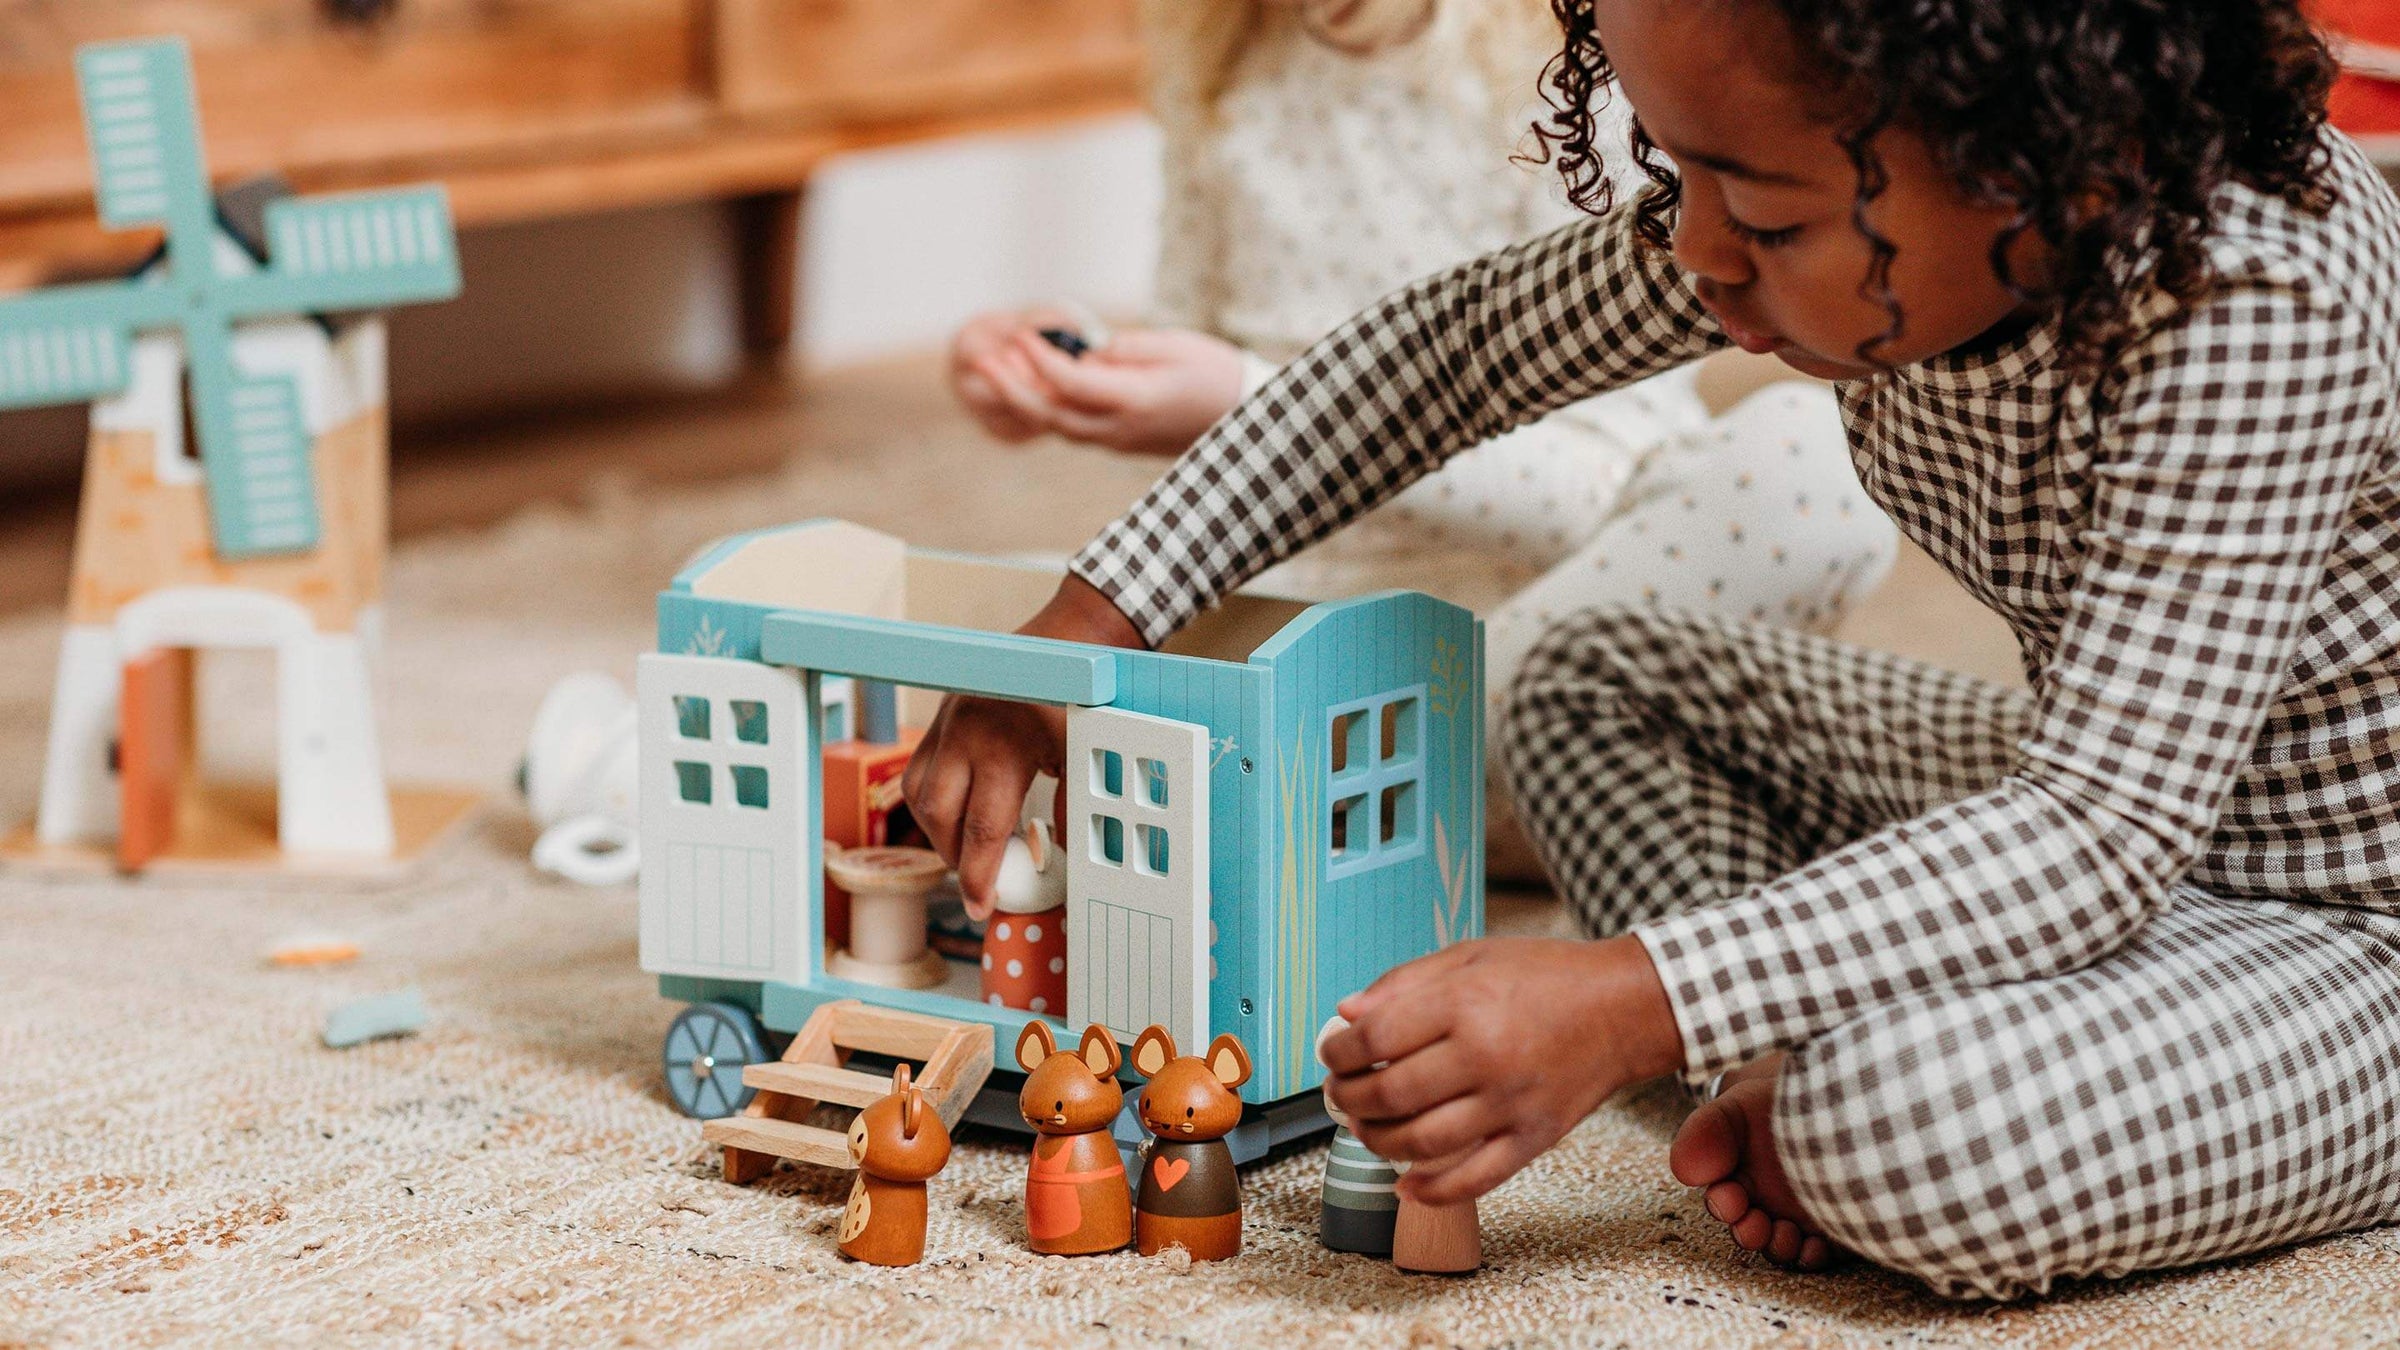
[1015,1020,1134,1255]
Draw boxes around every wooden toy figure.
[1128,1024,1250,1261]
[1390,1164,1483,1275]
[1316,1012,1480,1272]
[1314,1015,1398,1256]
[1014,1021,1133,1255]
[979,821,1068,1013]
[838,1062,953,1267]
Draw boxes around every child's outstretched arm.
[1069,206,1725,647]
[912,206,1727,897]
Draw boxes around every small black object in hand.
[1038,327,1091,359]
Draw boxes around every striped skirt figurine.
[1321,1123,1401,1255]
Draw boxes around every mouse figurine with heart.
[1128,1023,1250,1260]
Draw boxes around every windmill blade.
[0,315,134,409]
[200,374,321,557]
[183,323,321,559]
[240,189,462,315]
[74,39,210,241]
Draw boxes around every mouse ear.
[1205,1033,1252,1090]
[893,1062,921,1138]
[1025,819,1052,871]
[1130,1025,1177,1080]
[1077,1023,1122,1077]
[1015,1018,1058,1072]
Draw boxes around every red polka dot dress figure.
[978,822,1068,1014]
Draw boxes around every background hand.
[948,309,1069,443]
[1011,327,1248,457]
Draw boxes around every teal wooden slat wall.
[1254,592,1485,1098]
[658,592,779,662]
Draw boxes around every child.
[947,0,1897,879]
[908,0,2400,1300]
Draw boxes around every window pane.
[1137,822,1171,876]
[674,696,710,741]
[1091,748,1125,799]
[1380,697,1419,763]
[822,703,849,743]
[1380,781,1417,845]
[1090,813,1126,866]
[674,761,712,804]
[1330,795,1366,858]
[1330,709,1368,775]
[1137,757,1170,808]
[731,700,770,745]
[731,764,770,809]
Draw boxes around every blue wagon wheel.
[662,1001,770,1119]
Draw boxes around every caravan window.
[1325,687,1426,878]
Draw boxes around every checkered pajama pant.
[1499,605,2400,1300]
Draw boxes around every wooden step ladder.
[703,1000,994,1180]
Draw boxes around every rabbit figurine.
[837,1063,953,1267]
[1015,1020,1134,1255]
[979,821,1067,1013]
[1129,1024,1251,1261]
[1314,1014,1399,1256]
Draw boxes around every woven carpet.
[3,366,2396,1348]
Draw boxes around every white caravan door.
[638,653,810,984]
[1065,706,1210,1050]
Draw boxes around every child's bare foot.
[1669,1054,1844,1271]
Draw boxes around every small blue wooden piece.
[760,611,1117,707]
[322,986,427,1048]
[859,679,900,743]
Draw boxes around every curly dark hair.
[1530,0,2341,369]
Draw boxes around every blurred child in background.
[947,0,1897,879]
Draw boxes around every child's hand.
[1011,327,1248,457]
[902,575,1148,906]
[1320,935,1685,1205]
[948,310,1065,443]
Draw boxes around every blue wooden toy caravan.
[639,519,1483,1165]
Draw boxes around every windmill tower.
[0,37,466,874]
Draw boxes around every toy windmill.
[0,36,477,875]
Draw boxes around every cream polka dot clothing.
[1147,5,1898,861]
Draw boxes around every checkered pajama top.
[1071,131,2400,1078]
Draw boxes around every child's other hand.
[902,575,1148,908]
[1319,935,1685,1205]
[1012,327,1248,457]
[949,310,1064,443]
